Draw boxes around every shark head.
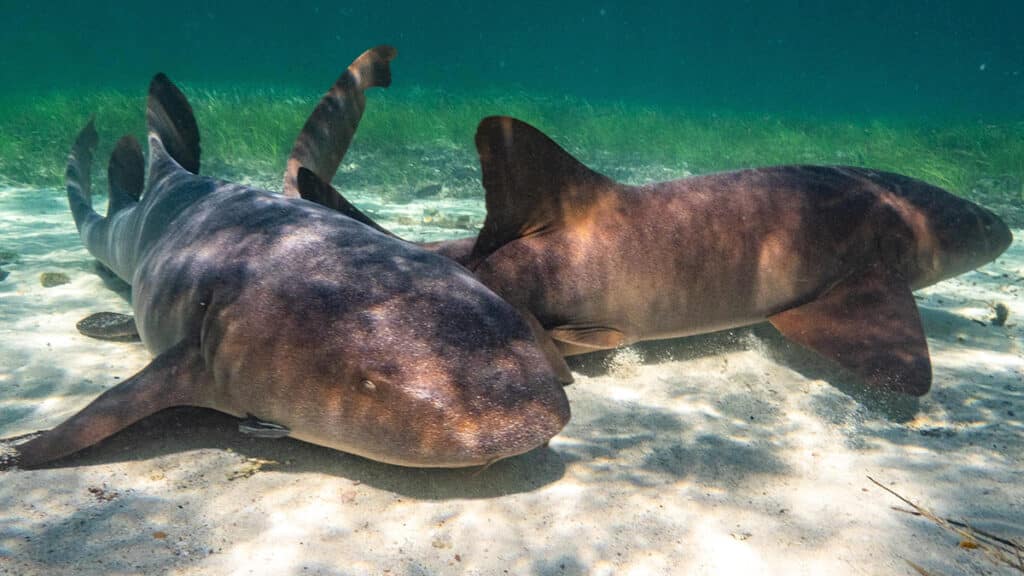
[955,200,1014,268]
[266,236,574,468]
[887,173,1014,286]
[230,168,574,469]
[856,170,1015,286]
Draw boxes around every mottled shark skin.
[0,53,570,471]
[296,116,1012,397]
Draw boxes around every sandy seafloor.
[0,183,1021,576]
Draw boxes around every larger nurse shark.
[0,47,570,470]
[296,115,1012,397]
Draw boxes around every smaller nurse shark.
[0,47,571,470]
[295,116,1013,397]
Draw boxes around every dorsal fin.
[296,167,397,237]
[106,135,144,216]
[146,73,200,176]
[284,45,397,197]
[469,116,617,266]
[66,118,99,231]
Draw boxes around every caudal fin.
[469,116,618,267]
[66,119,100,233]
[106,135,145,216]
[66,122,145,277]
[283,45,397,197]
[147,73,201,177]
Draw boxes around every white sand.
[1,186,1021,575]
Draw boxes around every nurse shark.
[295,115,1012,397]
[0,47,570,470]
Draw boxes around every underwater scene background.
[0,1,1022,575]
[2,1,1022,222]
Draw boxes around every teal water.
[2,2,1023,216]
[4,1,1023,117]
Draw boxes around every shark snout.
[482,392,570,463]
[979,206,1013,259]
[385,346,570,468]
[947,205,1013,278]
[455,366,571,466]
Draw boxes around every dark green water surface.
[5,1,1023,116]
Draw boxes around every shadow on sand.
[13,406,567,500]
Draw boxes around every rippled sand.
[1,185,1021,575]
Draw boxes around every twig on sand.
[904,558,940,576]
[867,475,1024,574]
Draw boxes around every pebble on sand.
[39,271,70,287]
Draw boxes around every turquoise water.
[2,2,1022,216]
[4,1,1022,117]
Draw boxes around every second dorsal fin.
[106,135,144,216]
[469,116,617,265]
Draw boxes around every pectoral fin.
[549,326,627,355]
[1,341,208,469]
[520,310,574,385]
[768,265,931,396]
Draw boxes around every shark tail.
[66,118,100,233]
[283,45,397,197]
[350,44,397,91]
[65,74,200,280]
